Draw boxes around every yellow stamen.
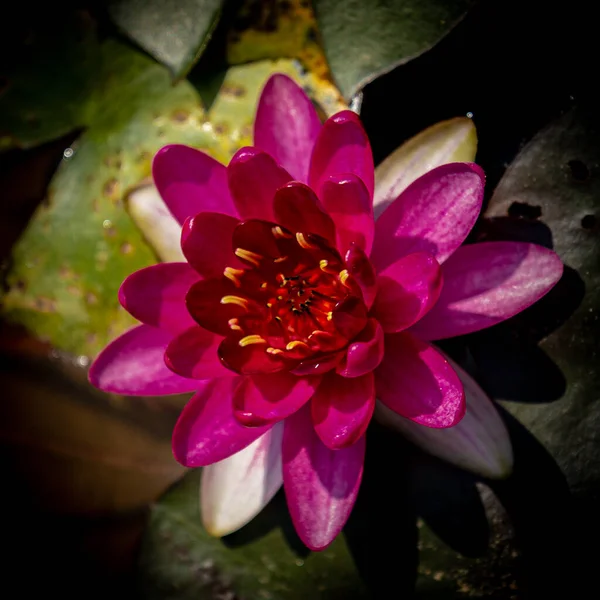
[260,282,268,289]
[228,318,243,331]
[319,259,329,270]
[266,347,284,355]
[286,340,311,352]
[239,335,267,347]
[272,225,293,239]
[235,248,262,267]
[274,255,288,263]
[223,267,244,287]
[338,269,350,286]
[296,232,317,249]
[221,295,249,309]
[327,311,333,321]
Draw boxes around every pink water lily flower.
[89,74,563,550]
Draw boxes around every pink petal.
[201,423,284,535]
[409,242,564,340]
[89,324,198,396]
[291,351,345,376]
[172,376,271,467]
[345,243,377,309]
[311,371,375,449]
[309,110,374,200]
[254,74,322,183]
[153,144,236,223]
[181,212,241,279]
[375,356,513,479]
[282,404,365,550]
[227,147,292,221]
[375,332,465,428]
[337,318,384,378]
[165,326,233,380]
[118,263,199,335]
[232,372,321,426]
[371,163,485,271]
[372,252,443,333]
[320,173,374,255]
[273,182,335,244]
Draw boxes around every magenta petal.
[309,111,374,200]
[345,243,377,309]
[409,241,564,340]
[372,252,443,333]
[153,144,236,223]
[119,262,199,335]
[321,173,374,255]
[282,404,365,550]
[165,326,233,380]
[337,318,384,378]
[254,74,322,183]
[312,371,375,449]
[233,372,320,426]
[181,212,241,278]
[172,376,271,467]
[89,324,198,396]
[371,163,484,271]
[273,182,336,243]
[227,147,293,221]
[375,332,465,428]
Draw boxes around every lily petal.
[233,372,320,426]
[345,244,377,309]
[227,147,292,221]
[375,332,465,427]
[372,252,443,333]
[374,117,477,218]
[337,318,384,378]
[283,404,365,550]
[127,184,185,262]
[321,173,374,255]
[165,326,232,380]
[371,163,484,270]
[181,212,241,279]
[409,242,564,340]
[254,74,322,183]
[89,324,198,396]
[312,371,375,449]
[273,182,335,244]
[201,422,284,536]
[309,110,374,200]
[119,262,199,335]
[375,357,513,479]
[172,376,271,467]
[153,144,236,222]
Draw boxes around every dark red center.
[186,219,368,375]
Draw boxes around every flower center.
[187,219,368,374]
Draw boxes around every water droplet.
[466,111,474,119]
[295,559,304,567]
[63,147,74,159]
[103,219,112,229]
[77,355,90,367]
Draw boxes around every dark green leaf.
[108,0,224,78]
[138,471,368,600]
[313,0,475,99]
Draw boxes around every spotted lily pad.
[139,470,368,600]
[0,38,340,358]
[313,0,475,99]
[108,0,224,79]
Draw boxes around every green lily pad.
[313,0,475,99]
[0,12,100,150]
[108,0,224,79]
[138,470,368,600]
